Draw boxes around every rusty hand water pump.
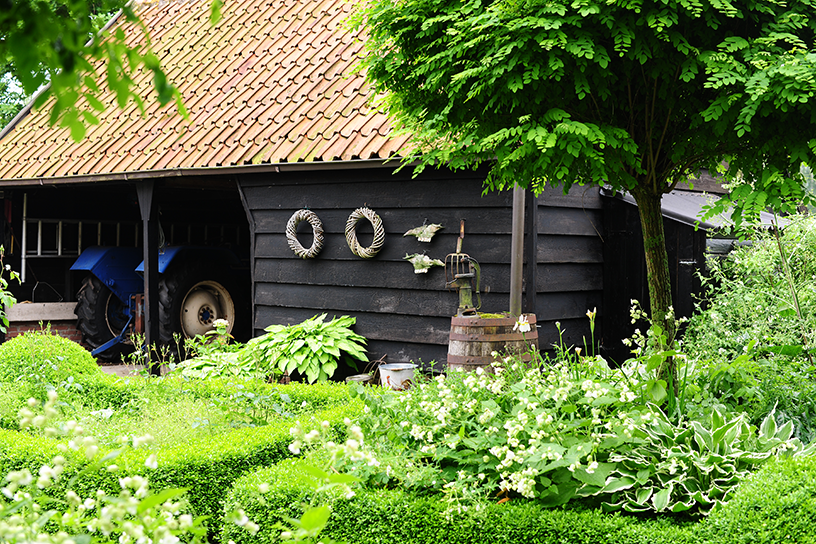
[445,220,539,372]
[445,219,481,317]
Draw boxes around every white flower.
[145,454,158,470]
[288,441,302,455]
[513,315,531,333]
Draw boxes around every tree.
[0,0,221,139]
[355,0,816,382]
[0,63,27,129]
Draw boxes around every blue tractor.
[71,246,247,358]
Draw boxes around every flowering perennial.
[351,354,813,512]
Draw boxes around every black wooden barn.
[0,0,714,368]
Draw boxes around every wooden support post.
[524,189,537,316]
[136,180,160,376]
[510,184,525,317]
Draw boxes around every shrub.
[223,455,816,544]
[0,379,362,539]
[0,329,101,386]
[0,392,209,544]
[699,455,816,544]
[220,460,318,544]
[240,314,368,383]
[221,459,701,544]
[0,329,136,410]
[347,355,811,514]
[683,216,816,440]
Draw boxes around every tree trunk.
[631,188,677,386]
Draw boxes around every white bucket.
[379,363,416,391]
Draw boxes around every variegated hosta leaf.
[598,408,805,514]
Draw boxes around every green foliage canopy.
[357,0,816,216]
[355,0,816,353]
[0,0,221,140]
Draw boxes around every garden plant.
[683,215,816,442]
[3,241,816,543]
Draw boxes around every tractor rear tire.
[75,275,130,360]
[158,262,245,358]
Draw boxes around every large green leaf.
[600,475,636,494]
[652,485,672,511]
[137,488,188,514]
[760,409,777,440]
[573,462,615,487]
[299,506,331,532]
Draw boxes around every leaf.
[635,487,653,505]
[600,475,636,493]
[776,420,794,442]
[652,485,672,512]
[299,506,331,532]
[137,488,187,514]
[760,410,777,440]
[692,422,714,451]
[302,464,330,480]
[573,462,615,487]
[326,473,360,485]
[765,344,803,356]
[647,380,667,404]
[210,0,223,24]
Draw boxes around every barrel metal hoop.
[448,332,537,342]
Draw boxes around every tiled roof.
[0,0,409,182]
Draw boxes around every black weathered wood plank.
[253,208,513,235]
[538,207,604,237]
[536,236,604,264]
[254,306,454,345]
[254,232,513,262]
[536,185,603,209]
[253,260,601,295]
[239,166,487,189]
[254,258,515,292]
[255,282,520,318]
[535,291,604,321]
[240,178,512,210]
[535,317,595,353]
[537,263,603,292]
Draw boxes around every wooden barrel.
[447,314,539,372]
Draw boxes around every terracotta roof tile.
[0,0,412,181]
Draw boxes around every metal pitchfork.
[445,219,481,316]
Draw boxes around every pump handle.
[455,219,465,254]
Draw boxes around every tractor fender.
[70,246,144,304]
[136,246,244,274]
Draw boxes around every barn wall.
[238,168,605,369]
[601,195,707,363]
[534,185,604,354]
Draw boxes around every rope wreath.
[286,209,324,259]
[345,207,385,258]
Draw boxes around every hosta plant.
[599,406,813,513]
[350,353,811,513]
[241,314,367,383]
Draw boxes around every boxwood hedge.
[222,455,816,544]
[0,367,361,538]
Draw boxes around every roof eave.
[0,156,409,186]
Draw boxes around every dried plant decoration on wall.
[403,223,443,242]
[346,207,385,258]
[404,253,444,274]
[286,209,324,259]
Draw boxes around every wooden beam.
[510,184,525,316]
[135,180,160,375]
